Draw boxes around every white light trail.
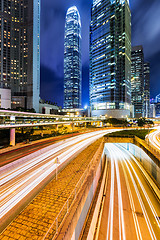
[121,159,143,240]
[116,145,157,240]
[0,130,118,220]
[105,143,159,240]
[118,145,160,229]
[114,148,126,240]
[106,147,115,240]
[148,127,160,151]
[106,144,126,240]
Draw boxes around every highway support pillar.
[10,116,16,146]
[71,123,75,131]
[10,128,15,146]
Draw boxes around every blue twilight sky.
[40,0,160,107]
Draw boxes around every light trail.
[117,145,160,229]
[148,127,160,151]
[123,159,157,240]
[0,130,118,221]
[121,159,143,240]
[99,143,160,240]
[106,145,126,240]
[115,144,158,240]
[114,149,126,240]
[0,132,107,185]
[106,147,115,240]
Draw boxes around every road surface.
[0,130,117,226]
[0,132,88,167]
[97,143,160,240]
[148,127,160,151]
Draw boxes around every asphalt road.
[0,132,86,167]
[97,143,160,240]
[148,127,160,151]
[0,129,118,229]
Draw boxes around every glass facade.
[131,45,144,118]
[144,62,150,118]
[0,0,40,112]
[90,0,131,116]
[64,6,82,109]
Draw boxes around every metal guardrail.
[42,140,104,240]
[135,136,160,161]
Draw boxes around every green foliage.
[105,129,149,140]
[137,118,154,127]
[103,118,129,126]
[145,119,154,125]
[137,118,146,127]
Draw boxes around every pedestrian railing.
[42,140,104,240]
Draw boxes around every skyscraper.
[64,6,82,109]
[89,0,131,118]
[144,62,150,118]
[131,45,144,118]
[0,0,40,112]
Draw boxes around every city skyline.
[41,0,160,108]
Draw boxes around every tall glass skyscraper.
[90,0,131,118]
[131,45,144,118]
[0,0,40,112]
[64,6,82,109]
[144,62,150,118]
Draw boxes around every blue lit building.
[90,0,131,118]
[64,6,82,109]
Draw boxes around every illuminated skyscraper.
[90,0,131,118]
[144,62,150,118]
[131,45,144,118]
[0,0,40,112]
[64,6,82,109]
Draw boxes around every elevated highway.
[0,110,103,146]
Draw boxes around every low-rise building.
[0,88,11,109]
[39,100,59,114]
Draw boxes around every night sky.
[40,0,160,107]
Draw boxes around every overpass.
[1,109,160,146]
[0,110,103,146]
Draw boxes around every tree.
[137,118,146,127]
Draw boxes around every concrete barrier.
[104,136,160,168]
[54,142,105,240]
[119,143,160,187]
[86,153,108,240]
